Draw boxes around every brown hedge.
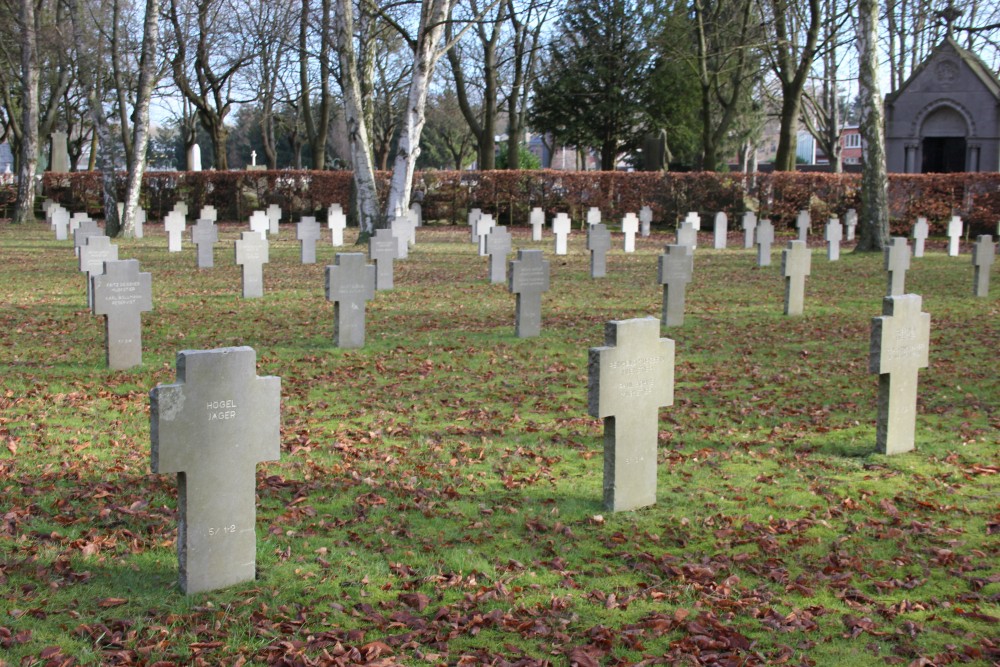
[39,169,1000,235]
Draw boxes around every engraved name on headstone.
[781,240,811,316]
[325,253,377,349]
[508,249,550,338]
[657,244,694,327]
[235,231,269,298]
[92,259,153,369]
[588,223,611,278]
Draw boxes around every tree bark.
[856,0,889,251]
[12,0,39,225]
[770,0,821,171]
[122,0,160,238]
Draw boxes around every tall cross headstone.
[297,217,321,264]
[235,231,269,298]
[200,205,218,223]
[150,346,280,594]
[781,240,811,316]
[530,207,545,241]
[92,259,153,369]
[621,213,638,253]
[73,218,100,257]
[844,208,858,241]
[266,204,281,237]
[912,217,929,258]
[474,214,495,257]
[885,237,911,296]
[368,228,400,290]
[684,211,701,231]
[508,249,550,338]
[165,211,186,252]
[328,205,347,246]
[486,225,513,284]
[70,211,91,234]
[756,219,775,267]
[658,244,694,327]
[742,211,757,249]
[869,295,930,455]
[588,317,674,512]
[586,207,601,226]
[325,253,376,349]
[676,221,697,252]
[972,235,995,297]
[947,216,962,256]
[552,213,571,255]
[713,212,728,250]
[588,223,611,278]
[796,210,811,242]
[52,207,70,241]
[639,206,652,237]
[192,219,219,268]
[825,217,843,261]
[392,214,416,258]
[468,208,483,242]
[79,235,118,308]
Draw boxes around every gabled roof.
[886,35,1000,105]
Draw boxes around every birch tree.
[11,0,39,225]
[855,0,888,251]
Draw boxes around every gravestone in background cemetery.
[587,207,601,226]
[844,209,858,241]
[639,206,652,237]
[249,211,269,239]
[947,216,962,256]
[410,202,422,227]
[79,235,118,308]
[297,217,321,264]
[685,211,701,231]
[165,211,186,252]
[781,240,811,316]
[742,211,757,249]
[825,217,843,261]
[473,214,495,257]
[235,231,269,298]
[328,205,347,246]
[173,201,189,218]
[52,207,70,240]
[972,235,995,297]
[912,217,929,258]
[200,205,218,222]
[621,213,638,253]
[885,237,911,296]
[713,212,728,250]
[587,223,611,278]
[756,219,775,267]
[73,218,100,256]
[192,219,219,268]
[391,215,415,259]
[150,346,281,594]
[369,228,399,290]
[508,249,550,338]
[266,204,282,237]
[588,317,674,512]
[92,259,153,369]
[468,208,483,242]
[486,225,513,284]
[676,221,697,252]
[71,211,91,234]
[552,213,571,255]
[796,210,811,242]
[530,207,545,241]
[50,131,70,172]
[869,294,930,455]
[658,244,694,327]
[325,253,377,349]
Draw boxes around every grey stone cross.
[912,217,929,258]
[325,253,376,348]
[73,218,100,257]
[741,211,757,249]
[192,219,219,268]
[756,219,775,267]
[235,231,269,298]
[508,249,550,338]
[972,235,995,297]
[530,207,544,241]
[552,213,571,255]
[588,223,611,278]
[825,217,843,261]
[884,237,911,296]
[368,228,399,290]
[79,235,118,308]
[621,213,638,253]
[796,210,811,242]
[486,225,513,283]
[92,259,152,369]
[297,217,321,264]
[165,211,186,252]
[657,244,694,326]
[781,240,811,316]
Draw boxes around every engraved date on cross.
[208,524,238,537]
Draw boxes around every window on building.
[844,133,861,149]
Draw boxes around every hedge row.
[37,169,1000,236]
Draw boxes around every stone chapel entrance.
[922,136,967,172]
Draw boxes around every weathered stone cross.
[92,259,152,369]
[884,236,911,296]
[972,234,995,297]
[325,253,376,348]
[235,231,269,298]
[485,225,513,283]
[368,228,400,290]
[191,219,219,268]
[508,249,550,338]
[587,223,611,278]
[658,244,694,326]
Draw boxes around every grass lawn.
[0,219,997,666]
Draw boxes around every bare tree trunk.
[856,0,889,251]
[122,0,160,238]
[13,0,39,225]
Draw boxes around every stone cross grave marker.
[825,217,843,261]
[912,217,929,258]
[781,240,811,316]
[586,207,601,226]
[869,294,930,455]
[150,346,280,594]
[676,221,697,252]
[972,235,995,297]
[742,211,757,249]
[173,201,189,218]
[756,219,775,267]
[297,217,321,264]
[79,235,118,308]
[200,205,218,223]
[621,213,638,253]
[530,207,545,241]
[885,237,911,296]
[658,244,694,327]
[249,210,269,239]
[73,219,100,257]
[392,215,416,259]
[552,213,571,255]
[410,201,422,227]
[70,211,91,234]
[588,317,674,512]
[92,259,152,369]
[52,206,70,241]
[486,225,512,283]
[796,210,811,241]
[947,216,962,256]
[639,206,652,237]
[468,208,483,242]
[685,211,701,231]
[325,253,376,349]
[713,212,728,250]
[235,231,269,298]
[588,223,611,278]
[508,249,550,338]
[192,219,219,268]
[328,205,347,246]
[266,204,281,237]
[368,228,399,290]
[165,211,186,252]
[844,208,858,241]
[474,214,495,257]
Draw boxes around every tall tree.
[855,0,888,251]
[801,0,848,173]
[11,0,39,225]
[299,0,333,169]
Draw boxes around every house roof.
[886,35,1000,106]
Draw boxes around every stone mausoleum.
[886,36,1000,173]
